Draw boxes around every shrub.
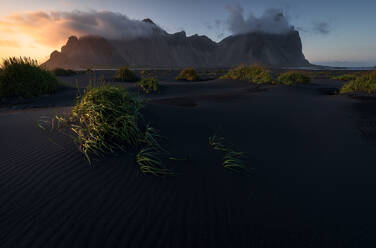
[137,77,159,93]
[277,71,312,85]
[220,64,273,84]
[52,68,77,76]
[340,71,376,94]
[115,66,139,82]
[176,68,199,81]
[332,74,358,81]
[0,57,59,98]
[53,84,174,175]
[67,85,143,161]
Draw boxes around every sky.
[0,0,375,67]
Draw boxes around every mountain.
[42,21,310,69]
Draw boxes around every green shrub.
[53,84,174,175]
[220,64,273,84]
[137,77,159,93]
[277,71,311,85]
[332,74,358,81]
[176,68,199,81]
[340,71,376,94]
[115,66,139,82]
[67,85,143,161]
[52,68,77,77]
[0,57,59,98]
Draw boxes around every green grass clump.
[115,66,139,82]
[137,77,159,93]
[332,74,358,81]
[54,84,174,176]
[136,146,175,176]
[0,57,59,98]
[209,134,248,173]
[52,68,77,77]
[220,64,273,84]
[176,68,199,81]
[68,85,143,162]
[277,71,312,85]
[340,71,376,94]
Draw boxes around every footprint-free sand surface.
[1,73,376,247]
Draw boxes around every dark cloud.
[0,10,162,46]
[225,5,293,35]
[313,22,330,35]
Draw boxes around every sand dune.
[1,77,376,247]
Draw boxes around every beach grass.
[277,71,311,85]
[115,66,139,82]
[137,77,159,93]
[332,73,359,81]
[52,68,77,77]
[0,57,59,98]
[340,71,376,94]
[220,64,273,84]
[176,68,199,81]
[209,134,248,173]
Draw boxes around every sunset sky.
[0,0,376,67]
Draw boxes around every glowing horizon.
[1,0,376,67]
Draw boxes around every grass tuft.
[220,64,273,84]
[115,66,139,82]
[136,146,175,176]
[277,71,311,86]
[52,68,77,77]
[0,57,59,98]
[137,77,159,93]
[331,74,358,81]
[209,134,248,173]
[340,71,376,94]
[63,84,143,162]
[176,68,199,81]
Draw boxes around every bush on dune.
[0,57,59,98]
[55,84,173,175]
[340,71,376,94]
[220,64,273,84]
[137,77,159,93]
[52,68,77,77]
[115,66,139,82]
[176,68,199,81]
[332,74,358,81]
[277,71,312,85]
[67,85,143,161]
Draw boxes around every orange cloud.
[0,40,20,48]
[0,10,159,47]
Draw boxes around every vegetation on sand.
[277,71,312,85]
[220,64,273,84]
[0,57,59,98]
[332,74,358,81]
[209,134,248,173]
[176,68,199,81]
[54,84,173,176]
[340,71,376,94]
[115,66,139,82]
[137,77,159,93]
[52,68,77,77]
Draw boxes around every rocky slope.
[42,21,310,69]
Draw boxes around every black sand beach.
[1,72,376,247]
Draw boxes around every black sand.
[1,75,376,247]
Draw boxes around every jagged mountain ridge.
[42,20,310,69]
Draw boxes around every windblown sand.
[1,73,376,247]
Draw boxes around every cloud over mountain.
[226,5,293,35]
[0,10,161,47]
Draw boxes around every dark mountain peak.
[43,29,310,69]
[142,18,155,25]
